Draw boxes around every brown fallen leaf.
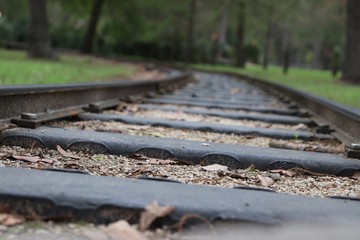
[230,88,241,94]
[128,125,150,131]
[269,141,343,154]
[177,213,214,236]
[130,154,179,165]
[351,171,360,180]
[0,205,10,213]
[129,153,148,160]
[139,201,176,232]
[43,157,58,163]
[11,155,40,163]
[0,213,25,226]
[56,145,81,159]
[0,123,16,132]
[270,169,296,177]
[130,168,153,177]
[236,164,256,174]
[0,153,7,158]
[63,162,81,169]
[10,155,54,164]
[202,164,228,172]
[291,123,308,131]
[226,173,249,180]
[148,159,177,165]
[104,220,145,240]
[258,175,274,187]
[148,132,165,138]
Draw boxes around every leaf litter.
[258,175,275,187]
[51,120,344,155]
[0,143,360,238]
[0,145,358,198]
[0,199,177,239]
[0,214,25,227]
[56,145,81,159]
[139,201,176,232]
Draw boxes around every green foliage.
[0,0,28,43]
[0,49,136,84]
[0,0,347,66]
[192,63,360,109]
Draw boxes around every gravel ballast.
[0,145,358,198]
[50,120,344,154]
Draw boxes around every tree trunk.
[342,0,360,84]
[262,7,274,70]
[235,0,246,68]
[215,0,230,62]
[312,39,322,69]
[81,0,105,54]
[186,0,197,64]
[282,30,290,75]
[27,0,54,59]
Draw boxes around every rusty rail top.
[0,71,193,120]
[242,74,360,146]
[190,68,360,147]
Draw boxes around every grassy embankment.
[0,49,137,85]
[193,63,360,109]
[1,49,358,109]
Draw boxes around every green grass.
[193,63,360,109]
[0,49,137,84]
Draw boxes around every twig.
[176,213,214,238]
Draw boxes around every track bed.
[0,71,359,238]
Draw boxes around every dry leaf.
[148,159,177,165]
[0,153,7,158]
[0,214,25,226]
[291,123,307,131]
[128,125,149,131]
[351,171,360,180]
[10,155,54,164]
[148,132,165,138]
[104,220,144,240]
[202,164,228,171]
[56,145,81,159]
[236,164,256,174]
[231,88,241,94]
[43,157,58,164]
[130,154,177,165]
[63,162,81,169]
[11,155,40,162]
[258,175,274,187]
[139,201,175,232]
[38,158,54,164]
[227,173,249,180]
[129,153,148,160]
[270,169,296,177]
[130,168,152,177]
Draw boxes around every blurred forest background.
[0,0,360,87]
[0,0,348,71]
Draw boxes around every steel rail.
[0,71,193,126]
[0,68,359,229]
[189,68,360,157]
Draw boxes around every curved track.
[0,70,359,229]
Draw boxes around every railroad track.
[0,69,360,237]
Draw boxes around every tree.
[235,0,246,67]
[81,0,105,54]
[282,29,291,74]
[186,0,197,64]
[261,2,274,70]
[27,0,54,59]
[215,0,230,62]
[342,0,360,84]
